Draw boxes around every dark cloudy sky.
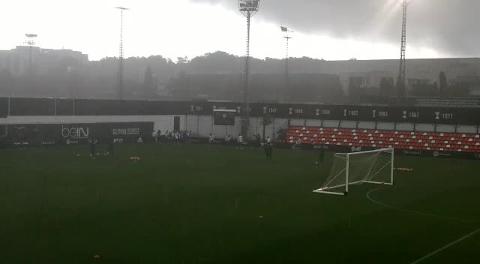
[196,0,480,57]
[1,0,478,60]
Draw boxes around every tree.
[0,69,14,96]
[177,57,189,64]
[448,82,470,97]
[379,77,394,97]
[410,79,437,97]
[262,114,273,141]
[348,76,366,100]
[143,66,156,98]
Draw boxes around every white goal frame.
[313,148,395,196]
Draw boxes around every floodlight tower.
[239,0,260,139]
[116,6,129,100]
[281,26,293,102]
[397,0,408,98]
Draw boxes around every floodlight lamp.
[239,0,260,12]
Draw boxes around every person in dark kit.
[264,136,273,160]
[255,134,261,147]
[108,137,114,156]
[316,148,326,167]
[89,137,97,157]
[225,134,232,144]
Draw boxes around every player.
[266,136,272,145]
[316,148,325,167]
[237,135,244,145]
[89,137,97,157]
[225,134,232,144]
[255,134,261,147]
[152,130,158,143]
[264,136,273,160]
[108,137,114,156]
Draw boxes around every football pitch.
[0,144,479,263]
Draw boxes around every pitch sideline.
[366,188,480,263]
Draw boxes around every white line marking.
[366,188,475,224]
[366,187,480,263]
[410,227,480,264]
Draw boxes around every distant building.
[0,46,479,100]
[0,46,88,76]
[168,73,343,103]
[312,58,480,96]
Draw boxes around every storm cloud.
[192,0,480,57]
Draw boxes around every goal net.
[314,148,394,195]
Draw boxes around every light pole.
[397,0,407,98]
[281,26,293,102]
[116,7,129,100]
[238,0,260,139]
[25,33,37,75]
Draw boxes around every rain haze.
[1,1,480,264]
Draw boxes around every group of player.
[152,130,192,143]
[88,137,115,158]
[207,133,274,160]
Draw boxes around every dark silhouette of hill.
[0,49,478,102]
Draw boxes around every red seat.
[286,126,480,153]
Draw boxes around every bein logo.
[61,126,89,139]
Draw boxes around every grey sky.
[1,0,477,60]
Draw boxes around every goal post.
[313,148,394,196]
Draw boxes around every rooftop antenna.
[238,0,260,139]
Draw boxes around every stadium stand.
[287,126,480,153]
[414,98,480,107]
[2,97,480,156]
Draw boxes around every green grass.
[0,144,479,263]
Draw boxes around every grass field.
[0,143,479,263]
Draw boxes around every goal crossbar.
[346,148,393,156]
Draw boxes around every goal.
[313,148,394,196]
